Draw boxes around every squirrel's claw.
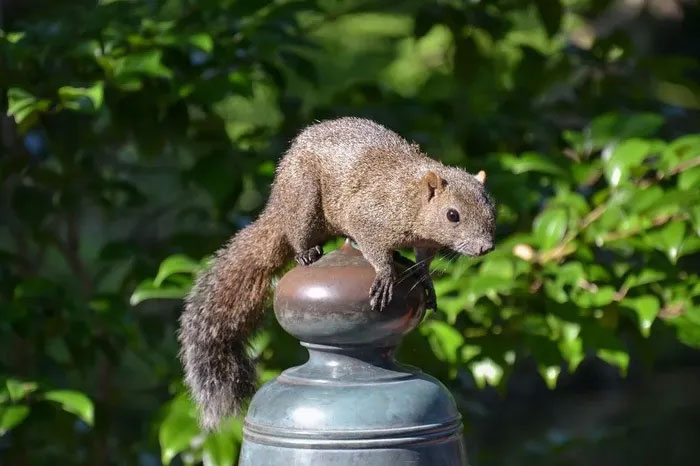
[369,272,394,312]
[295,245,323,266]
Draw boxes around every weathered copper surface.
[240,240,468,465]
[274,240,426,346]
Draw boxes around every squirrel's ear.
[422,171,445,200]
[475,170,487,184]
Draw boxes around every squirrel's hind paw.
[295,245,323,266]
[421,275,437,310]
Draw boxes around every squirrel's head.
[417,168,496,257]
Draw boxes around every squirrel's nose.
[479,243,494,255]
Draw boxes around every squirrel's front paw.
[369,272,394,312]
[295,245,323,266]
[424,282,437,310]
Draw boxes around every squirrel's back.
[289,117,427,174]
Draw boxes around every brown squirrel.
[180,117,496,429]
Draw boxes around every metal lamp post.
[239,240,468,465]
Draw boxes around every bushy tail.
[179,212,290,430]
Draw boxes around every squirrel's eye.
[446,209,460,223]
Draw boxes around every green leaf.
[500,152,567,177]
[113,50,173,80]
[663,134,700,171]
[58,82,104,112]
[538,365,561,389]
[130,280,188,306]
[422,321,463,364]
[247,331,272,359]
[558,322,583,371]
[159,394,200,465]
[676,320,700,348]
[678,165,700,190]
[189,33,214,53]
[691,206,700,236]
[622,268,666,290]
[533,207,568,249]
[555,262,585,286]
[469,358,504,388]
[621,113,664,139]
[154,255,202,287]
[544,280,568,303]
[628,186,664,213]
[479,257,514,280]
[44,390,94,426]
[465,274,515,305]
[623,295,660,337]
[649,220,686,263]
[604,139,650,187]
[0,405,30,435]
[13,277,56,299]
[7,88,50,124]
[572,286,615,308]
[597,349,629,376]
[6,379,38,402]
[589,113,663,149]
[203,426,237,466]
[2,31,26,43]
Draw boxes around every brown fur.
[180,117,496,429]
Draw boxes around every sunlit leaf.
[422,321,463,364]
[572,286,615,308]
[647,220,686,263]
[203,419,242,466]
[558,322,583,371]
[469,358,503,388]
[58,81,104,112]
[533,207,568,249]
[6,379,38,402]
[0,405,30,435]
[678,166,700,191]
[154,255,202,287]
[44,390,94,426]
[189,33,214,53]
[500,152,567,177]
[597,349,629,376]
[623,296,660,337]
[604,139,650,187]
[130,280,188,305]
[691,206,700,236]
[113,50,173,80]
[160,394,201,465]
[622,268,666,290]
[7,88,50,124]
[538,365,561,389]
[479,258,515,280]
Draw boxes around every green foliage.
[0,378,95,436]
[1,0,699,464]
[158,392,242,466]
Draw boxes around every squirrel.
[179,117,496,430]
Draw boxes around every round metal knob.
[274,240,426,346]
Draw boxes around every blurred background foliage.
[1,0,699,464]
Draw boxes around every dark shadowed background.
[1,0,699,465]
